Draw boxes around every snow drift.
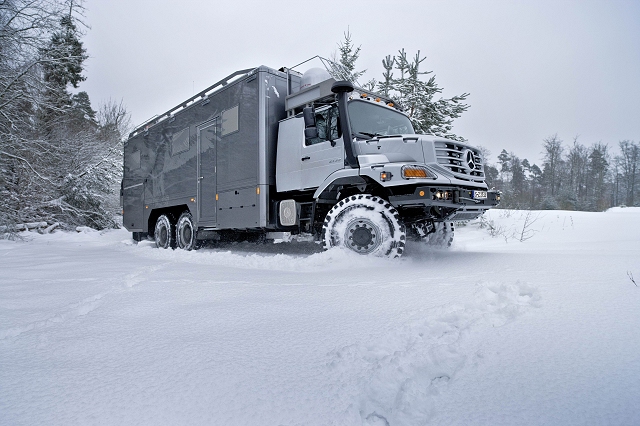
[1,208,639,425]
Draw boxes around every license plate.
[473,190,487,199]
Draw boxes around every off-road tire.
[321,194,406,258]
[176,211,199,250]
[408,220,455,247]
[154,214,176,249]
[425,221,454,247]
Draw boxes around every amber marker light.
[256,187,260,195]
[387,103,394,107]
[402,166,427,178]
[419,191,425,197]
[215,194,219,200]
[190,197,195,202]
[402,165,436,180]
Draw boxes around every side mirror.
[303,107,316,128]
[302,106,318,140]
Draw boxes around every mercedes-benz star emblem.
[463,150,476,171]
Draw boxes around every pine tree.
[331,32,470,142]
[587,143,609,210]
[69,91,97,129]
[497,149,511,182]
[616,140,639,206]
[39,8,88,128]
[528,163,543,207]
[331,29,366,83]
[375,49,469,141]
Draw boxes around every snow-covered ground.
[1,208,639,426]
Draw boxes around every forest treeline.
[482,136,639,211]
[0,0,128,233]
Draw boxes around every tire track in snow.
[327,280,541,425]
[0,264,165,340]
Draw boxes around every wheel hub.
[181,225,192,244]
[345,219,381,253]
[352,226,373,246]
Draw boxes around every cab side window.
[306,105,341,146]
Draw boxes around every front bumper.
[388,186,501,221]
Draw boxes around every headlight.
[401,165,436,179]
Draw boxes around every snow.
[1,208,639,425]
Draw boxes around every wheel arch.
[313,173,390,203]
[147,204,190,237]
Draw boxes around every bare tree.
[542,134,564,197]
[518,211,541,242]
[567,136,588,205]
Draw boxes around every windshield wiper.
[355,131,406,140]
[355,131,383,138]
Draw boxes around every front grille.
[434,141,485,183]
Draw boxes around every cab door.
[300,105,344,189]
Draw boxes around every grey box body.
[123,66,292,233]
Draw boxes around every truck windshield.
[348,99,414,137]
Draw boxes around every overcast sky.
[81,0,639,164]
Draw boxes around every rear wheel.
[322,194,406,258]
[176,211,198,250]
[154,214,175,249]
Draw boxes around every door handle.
[301,156,310,161]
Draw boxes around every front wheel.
[321,194,406,258]
[154,214,176,249]
[409,220,454,247]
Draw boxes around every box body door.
[123,180,144,231]
[197,119,218,226]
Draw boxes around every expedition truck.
[122,63,500,257]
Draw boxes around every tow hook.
[458,196,482,204]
